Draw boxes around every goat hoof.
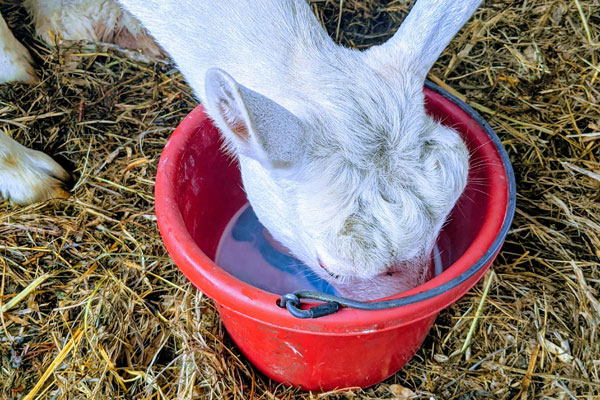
[0,147,71,205]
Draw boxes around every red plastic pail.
[155,83,516,391]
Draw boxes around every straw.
[1,0,598,397]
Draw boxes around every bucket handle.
[278,289,428,318]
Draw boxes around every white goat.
[1,0,481,299]
[119,0,482,299]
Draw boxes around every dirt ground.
[0,0,599,399]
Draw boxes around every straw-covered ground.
[1,0,598,398]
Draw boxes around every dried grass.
[1,0,599,398]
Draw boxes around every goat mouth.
[317,259,399,281]
[317,259,340,279]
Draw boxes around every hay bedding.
[0,0,598,398]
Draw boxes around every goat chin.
[321,259,433,302]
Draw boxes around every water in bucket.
[216,204,444,296]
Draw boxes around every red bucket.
[155,82,516,391]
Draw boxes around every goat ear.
[204,68,307,172]
[365,0,482,80]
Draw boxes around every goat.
[1,0,481,299]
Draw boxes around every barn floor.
[1,0,599,399]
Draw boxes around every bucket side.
[217,303,438,391]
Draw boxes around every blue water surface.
[225,206,337,295]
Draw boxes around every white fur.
[0,0,162,84]
[0,132,69,204]
[0,15,37,84]
[119,0,480,299]
[24,0,163,58]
